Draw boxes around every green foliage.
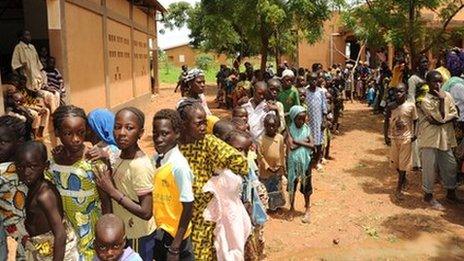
[163,0,339,70]
[195,53,214,71]
[343,0,464,66]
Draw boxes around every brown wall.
[165,44,228,68]
[298,13,346,69]
[60,0,158,112]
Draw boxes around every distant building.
[163,43,228,68]
[1,0,165,112]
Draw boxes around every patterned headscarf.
[446,50,464,77]
[281,69,295,79]
[184,68,205,83]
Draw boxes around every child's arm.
[285,131,299,150]
[39,188,66,261]
[384,105,391,146]
[95,169,152,220]
[292,136,314,149]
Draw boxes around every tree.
[163,0,342,71]
[343,0,464,68]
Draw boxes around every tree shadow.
[432,235,464,260]
[336,104,384,136]
[381,213,446,240]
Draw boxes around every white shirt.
[242,99,273,141]
[449,82,464,122]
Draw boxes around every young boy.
[94,214,142,261]
[232,106,249,124]
[43,56,65,105]
[152,109,194,260]
[257,114,286,210]
[267,78,286,133]
[15,141,79,260]
[8,91,48,138]
[384,83,418,198]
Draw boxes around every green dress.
[46,159,101,260]
[278,86,300,124]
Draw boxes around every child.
[230,117,249,132]
[16,141,79,260]
[43,57,66,105]
[286,105,314,223]
[267,78,286,133]
[232,106,249,124]
[0,115,31,259]
[94,107,156,260]
[152,109,194,260]
[298,88,307,109]
[47,105,111,260]
[8,91,48,138]
[384,83,418,198]
[224,130,267,260]
[257,114,286,211]
[278,69,300,123]
[212,119,235,141]
[94,214,142,261]
[86,108,121,166]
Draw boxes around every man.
[11,30,45,92]
[12,30,59,113]
[418,70,463,210]
[306,72,328,171]
[407,55,429,170]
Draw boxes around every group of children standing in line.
[0,61,345,260]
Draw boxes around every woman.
[177,68,212,116]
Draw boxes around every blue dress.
[305,88,327,146]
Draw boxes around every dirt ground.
[8,83,464,260]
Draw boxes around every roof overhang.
[130,0,167,14]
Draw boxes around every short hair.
[52,105,87,130]
[15,140,48,162]
[117,107,145,128]
[224,129,251,144]
[0,115,32,141]
[425,70,442,83]
[230,117,248,129]
[232,106,247,116]
[267,78,281,88]
[153,109,182,133]
[177,98,205,122]
[212,120,234,140]
[96,214,125,238]
[264,113,278,124]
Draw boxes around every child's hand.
[95,168,116,196]
[52,145,66,162]
[85,147,109,162]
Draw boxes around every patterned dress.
[46,159,102,260]
[180,134,248,260]
[0,162,28,260]
[306,88,327,146]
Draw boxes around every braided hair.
[153,109,182,134]
[116,107,145,128]
[177,98,205,123]
[52,105,87,130]
[0,115,32,141]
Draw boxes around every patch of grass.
[158,62,219,84]
[363,226,380,239]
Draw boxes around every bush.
[195,53,214,71]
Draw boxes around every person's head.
[264,113,279,137]
[296,75,307,88]
[0,115,31,163]
[53,105,87,153]
[11,92,25,107]
[281,69,295,89]
[114,107,144,151]
[15,141,48,187]
[298,88,306,104]
[230,117,249,132]
[47,57,56,69]
[212,119,235,141]
[395,83,407,104]
[181,65,188,72]
[17,30,31,43]
[307,72,318,89]
[39,46,48,57]
[426,70,444,92]
[232,107,248,123]
[267,78,281,100]
[9,73,27,89]
[224,130,253,156]
[152,109,182,155]
[87,108,117,146]
[177,99,207,142]
[185,69,206,97]
[289,105,307,129]
[239,73,247,82]
[253,81,267,103]
[95,214,126,261]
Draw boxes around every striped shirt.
[44,68,65,94]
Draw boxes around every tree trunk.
[407,0,417,70]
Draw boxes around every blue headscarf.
[287,105,312,194]
[88,108,117,146]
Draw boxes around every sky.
[157,0,198,50]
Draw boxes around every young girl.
[85,108,121,166]
[286,105,314,223]
[95,107,156,260]
[47,105,110,260]
[0,115,31,259]
[16,141,79,260]
[177,99,248,260]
